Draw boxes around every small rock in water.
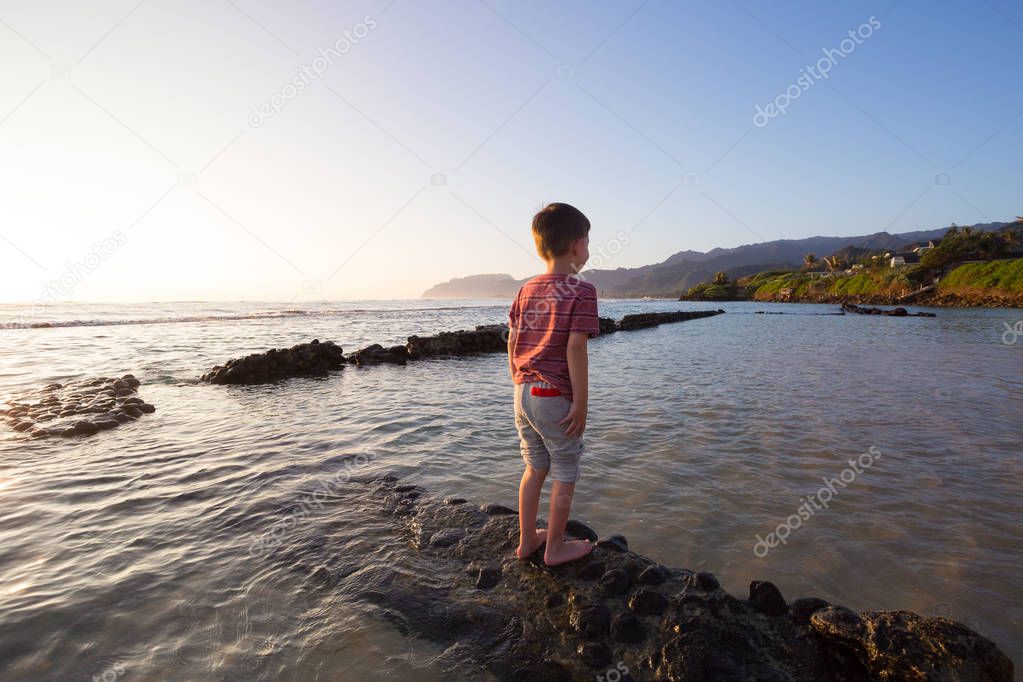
[689,571,720,591]
[637,564,670,585]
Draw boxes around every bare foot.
[515,528,548,559]
[543,539,593,566]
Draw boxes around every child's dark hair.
[531,203,590,259]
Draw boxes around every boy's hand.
[560,402,587,438]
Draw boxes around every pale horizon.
[2,1,1020,303]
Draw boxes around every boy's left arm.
[561,332,589,437]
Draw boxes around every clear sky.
[1,0,1020,302]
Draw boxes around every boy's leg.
[543,480,592,566]
[514,383,550,559]
[515,465,548,559]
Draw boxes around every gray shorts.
[514,381,584,483]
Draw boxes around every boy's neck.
[544,257,579,275]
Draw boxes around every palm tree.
[712,271,730,285]
[803,253,817,270]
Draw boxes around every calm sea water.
[0,299,1020,680]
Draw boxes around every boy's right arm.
[507,326,517,378]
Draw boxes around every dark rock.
[275,477,1014,682]
[480,503,516,515]
[429,528,466,548]
[791,597,830,625]
[749,580,787,617]
[610,611,645,644]
[628,587,669,616]
[201,340,345,384]
[810,606,866,643]
[71,420,99,436]
[444,497,467,505]
[576,561,605,581]
[689,571,720,591]
[93,419,120,431]
[570,602,611,639]
[565,519,598,542]
[596,534,628,552]
[598,568,631,596]
[12,420,33,432]
[637,564,670,585]
[616,309,724,331]
[475,566,502,590]
[577,641,612,667]
[138,403,156,414]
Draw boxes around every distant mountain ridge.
[421,222,1011,299]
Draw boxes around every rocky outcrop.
[616,309,726,331]
[346,344,409,366]
[406,324,508,359]
[2,375,154,439]
[841,303,938,317]
[201,311,725,383]
[201,340,345,384]
[285,476,1012,681]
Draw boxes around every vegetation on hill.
[681,221,1023,307]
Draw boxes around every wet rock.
[610,611,645,644]
[749,580,787,617]
[350,343,409,366]
[637,564,670,586]
[406,325,508,358]
[577,641,612,667]
[565,519,598,542]
[596,534,628,552]
[576,561,605,581]
[429,528,466,548]
[480,503,516,515]
[5,376,152,439]
[791,597,830,625]
[201,340,345,384]
[444,497,467,505]
[811,606,866,643]
[598,568,631,596]
[616,309,725,331]
[571,602,611,639]
[299,477,1014,682]
[628,587,669,616]
[475,566,502,590]
[689,571,720,591]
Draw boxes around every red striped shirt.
[509,274,599,401]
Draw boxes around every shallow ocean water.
[0,299,1020,680]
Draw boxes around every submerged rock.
[299,477,1013,681]
[201,339,345,384]
[841,303,938,317]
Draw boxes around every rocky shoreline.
[302,475,1014,681]
[201,309,726,384]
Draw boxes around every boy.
[507,203,599,566]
